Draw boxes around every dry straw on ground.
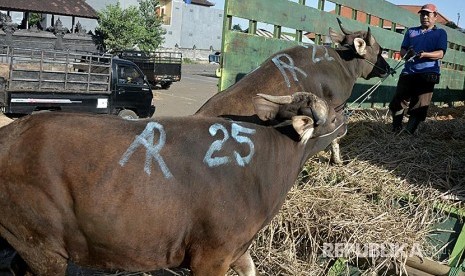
[246,104,465,276]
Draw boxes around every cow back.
[196,45,358,119]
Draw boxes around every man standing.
[389,3,448,134]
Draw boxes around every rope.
[343,52,408,119]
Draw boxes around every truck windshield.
[118,65,145,85]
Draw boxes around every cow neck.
[334,47,363,79]
[271,124,311,169]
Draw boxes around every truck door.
[112,62,154,118]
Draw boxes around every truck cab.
[111,58,155,119]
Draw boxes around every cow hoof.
[330,159,343,165]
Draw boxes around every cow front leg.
[230,250,258,276]
[330,138,342,164]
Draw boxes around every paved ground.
[152,63,220,117]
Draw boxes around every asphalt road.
[152,63,220,117]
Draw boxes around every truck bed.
[118,51,182,87]
[0,46,112,94]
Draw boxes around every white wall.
[162,1,223,50]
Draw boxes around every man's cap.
[418,4,438,13]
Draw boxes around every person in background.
[389,3,447,134]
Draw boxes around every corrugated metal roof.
[0,0,98,19]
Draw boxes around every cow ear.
[253,96,280,121]
[292,115,314,137]
[354,37,367,56]
[329,27,344,44]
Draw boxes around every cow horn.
[337,18,353,35]
[301,99,329,125]
[256,94,293,104]
[365,27,373,46]
[290,92,329,125]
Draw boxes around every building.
[158,0,223,51]
[333,5,450,32]
[0,0,99,51]
[0,0,98,33]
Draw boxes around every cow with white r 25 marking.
[0,91,345,275]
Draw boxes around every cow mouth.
[311,121,346,139]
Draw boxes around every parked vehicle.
[208,51,221,64]
[0,46,155,119]
[118,50,182,90]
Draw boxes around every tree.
[96,0,165,53]
[28,13,42,29]
[232,24,243,32]
[445,21,465,34]
[445,21,459,29]
[137,0,166,52]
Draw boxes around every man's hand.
[403,47,416,60]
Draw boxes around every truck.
[0,46,155,119]
[118,50,182,90]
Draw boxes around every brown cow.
[196,19,391,164]
[0,92,345,275]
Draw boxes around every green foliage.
[96,0,165,53]
[28,13,42,28]
[232,24,243,31]
[137,0,166,52]
[182,57,195,64]
[446,21,459,29]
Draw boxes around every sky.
[209,0,464,29]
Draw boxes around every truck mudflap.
[149,105,156,117]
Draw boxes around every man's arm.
[418,49,444,60]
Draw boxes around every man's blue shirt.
[401,26,448,75]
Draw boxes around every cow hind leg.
[230,250,258,276]
[189,252,231,276]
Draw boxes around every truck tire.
[161,82,171,90]
[118,109,139,120]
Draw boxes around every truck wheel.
[118,109,139,120]
[161,82,171,90]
